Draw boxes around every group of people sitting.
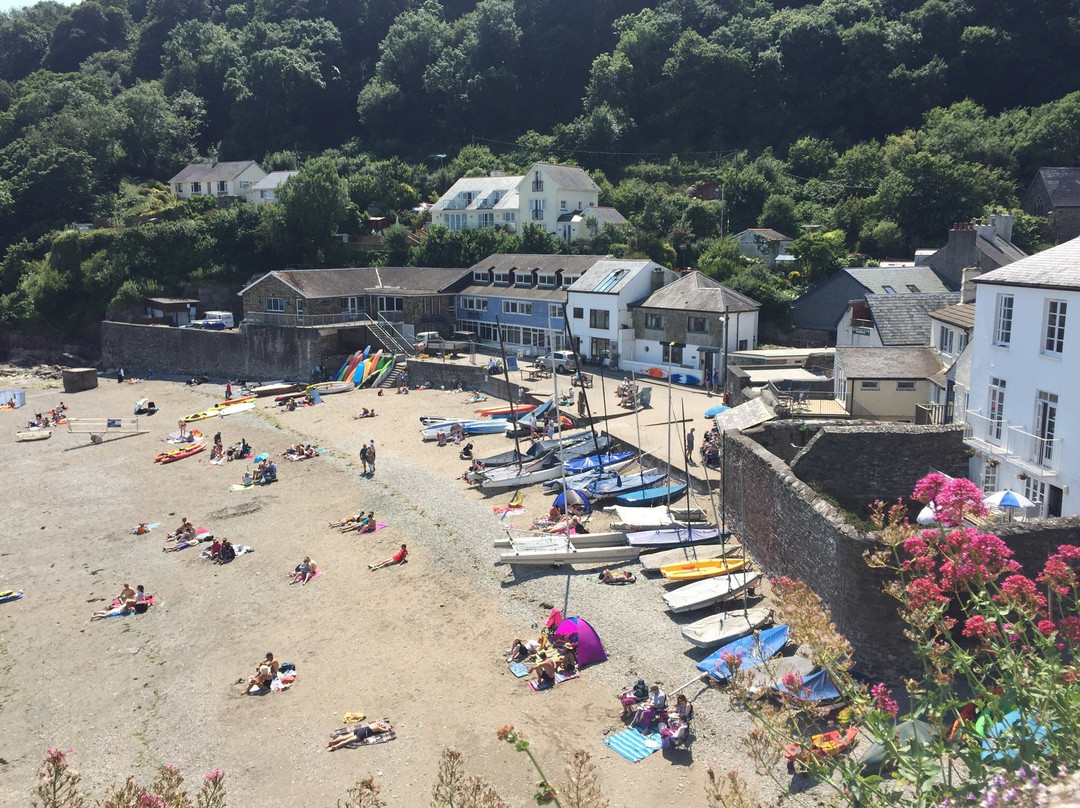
[91,583,150,620]
[508,633,578,687]
[616,378,638,407]
[329,510,376,534]
[536,504,589,535]
[204,537,237,563]
[284,443,318,460]
[225,438,251,461]
[353,408,377,419]
[27,402,67,428]
[162,517,197,551]
[617,681,693,747]
[436,422,467,447]
[242,459,277,486]
[209,431,225,461]
[700,426,722,468]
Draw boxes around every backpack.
[632,680,649,700]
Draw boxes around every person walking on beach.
[366,440,376,474]
[225,381,232,401]
[117,367,125,383]
[360,443,371,474]
[685,428,695,462]
[518,386,525,404]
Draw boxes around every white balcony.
[964,410,1060,474]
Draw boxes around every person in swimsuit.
[369,544,406,570]
[290,557,318,584]
[242,652,279,693]
[326,721,392,751]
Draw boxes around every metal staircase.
[367,315,415,356]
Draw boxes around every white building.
[965,237,1080,518]
[429,163,625,240]
[244,171,298,205]
[565,260,676,364]
[169,160,266,199]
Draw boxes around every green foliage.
[276,155,352,261]
[789,229,848,286]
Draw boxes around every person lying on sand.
[92,599,135,620]
[600,569,636,584]
[290,557,318,584]
[509,637,543,660]
[167,518,195,541]
[369,544,407,571]
[242,652,279,693]
[329,511,365,529]
[337,511,373,532]
[327,721,392,751]
[353,408,377,419]
[163,536,202,552]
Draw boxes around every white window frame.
[982,461,998,493]
[1043,299,1067,356]
[939,325,954,355]
[341,296,364,313]
[472,271,489,283]
[988,376,1006,442]
[589,309,610,329]
[377,296,403,312]
[190,182,202,194]
[688,316,708,333]
[493,271,510,285]
[266,297,285,313]
[501,300,533,316]
[217,180,229,193]
[896,381,916,391]
[994,294,1013,346]
[549,303,564,319]
[537,273,557,287]
[446,213,467,231]
[460,297,487,312]
[860,381,880,391]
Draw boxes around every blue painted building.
[456,255,611,357]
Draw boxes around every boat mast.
[666,341,674,509]
[563,318,605,470]
[495,315,525,469]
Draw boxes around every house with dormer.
[430,163,624,241]
[170,160,267,200]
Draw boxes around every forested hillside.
[2,0,1080,335]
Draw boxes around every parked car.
[415,331,470,353]
[538,350,578,373]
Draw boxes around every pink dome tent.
[552,616,607,667]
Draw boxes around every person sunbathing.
[327,720,393,751]
[167,518,195,541]
[92,598,135,620]
[355,517,377,535]
[557,647,577,676]
[338,511,373,532]
[242,652,279,693]
[600,569,636,584]
[509,637,543,660]
[369,544,407,570]
[290,557,318,584]
[329,512,364,528]
[163,535,202,552]
[529,654,558,686]
[285,398,298,412]
[116,583,135,603]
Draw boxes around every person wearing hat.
[242,652,279,693]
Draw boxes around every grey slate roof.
[468,254,609,276]
[974,236,1080,290]
[866,292,960,346]
[242,267,471,298]
[569,259,659,294]
[845,266,953,294]
[639,271,759,314]
[170,161,261,183]
[836,347,944,379]
[575,206,626,225]
[744,227,793,241]
[457,283,567,302]
[249,171,297,190]
[982,233,1027,265]
[1035,167,1080,208]
[533,163,601,193]
[930,302,976,330]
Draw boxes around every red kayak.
[156,442,206,463]
[214,395,254,407]
[475,403,537,417]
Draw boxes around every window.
[538,273,557,287]
[515,273,533,287]
[190,182,202,194]
[478,212,494,227]
[377,296,403,312]
[472,271,489,283]
[549,304,564,319]
[446,213,467,231]
[499,324,521,345]
[531,200,546,220]
[531,171,543,192]
[994,294,1013,345]
[341,296,364,313]
[688,316,708,333]
[645,313,664,329]
[561,200,567,210]
[563,275,579,288]
[939,326,954,355]
[217,180,228,193]
[906,284,921,292]
[240,180,252,190]
[988,377,1006,441]
[1024,478,1046,509]
[662,343,684,364]
[896,381,916,391]
[1044,299,1067,355]
[173,183,183,194]
[573,307,583,319]
[296,299,304,315]
[860,381,880,391]
[958,332,969,352]
[1035,390,1058,465]
[459,297,487,312]
[492,271,509,285]
[502,300,533,316]
[589,309,610,329]
[982,461,998,493]
[590,337,610,357]
[502,212,515,223]
[882,285,896,294]
[266,297,284,312]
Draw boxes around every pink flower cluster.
[870,682,899,716]
[911,474,988,527]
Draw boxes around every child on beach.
[369,544,406,570]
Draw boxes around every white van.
[202,311,235,328]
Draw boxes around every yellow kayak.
[183,401,255,422]
[660,557,747,582]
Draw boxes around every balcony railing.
[963,410,1060,473]
[250,311,372,327]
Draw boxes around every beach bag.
[632,680,649,700]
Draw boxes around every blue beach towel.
[604,728,663,762]
[509,662,529,678]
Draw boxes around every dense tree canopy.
[0,0,1079,334]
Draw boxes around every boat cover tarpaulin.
[696,625,789,681]
[773,667,840,701]
[610,505,677,527]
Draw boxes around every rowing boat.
[662,572,761,613]
[307,381,353,395]
[660,556,747,581]
[155,441,205,463]
[493,531,626,550]
[497,543,640,566]
[681,605,772,649]
[625,525,721,548]
[17,429,51,441]
[248,382,301,397]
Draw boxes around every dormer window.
[472,270,490,284]
[493,271,510,285]
[563,275,579,288]
[515,272,533,287]
[537,273,557,287]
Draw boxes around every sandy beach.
[0,370,773,807]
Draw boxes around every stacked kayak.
[183,401,256,422]
[155,441,205,463]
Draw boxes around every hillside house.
[245,171,297,205]
[1022,167,1080,244]
[921,216,1026,288]
[836,292,960,348]
[733,228,794,269]
[170,161,266,200]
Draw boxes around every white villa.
[429,163,625,240]
[964,236,1080,518]
[169,160,267,200]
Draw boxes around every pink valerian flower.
[870,682,899,716]
[204,769,224,784]
[1037,619,1057,636]
[997,574,1047,614]
[913,473,949,505]
[1038,545,1080,597]
[962,615,1000,640]
[779,672,812,706]
[138,791,165,808]
[932,478,988,526]
[906,576,949,611]
[717,650,745,676]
